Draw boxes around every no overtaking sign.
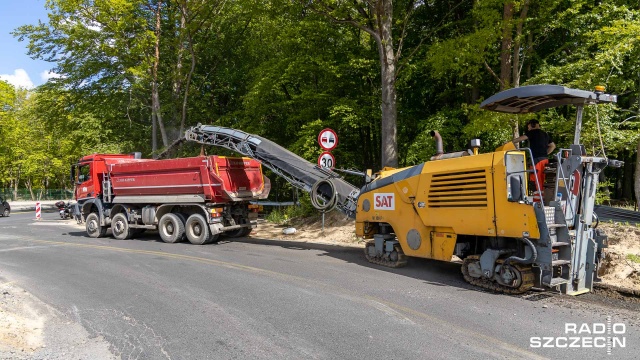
[318,128,338,151]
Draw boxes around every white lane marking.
[0,245,66,252]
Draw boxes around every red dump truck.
[72,153,270,244]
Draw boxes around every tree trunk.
[623,150,634,200]
[152,113,157,155]
[152,0,169,150]
[378,0,398,168]
[26,178,34,201]
[512,0,529,88]
[635,140,640,209]
[499,1,514,90]
[180,26,197,135]
[172,8,186,129]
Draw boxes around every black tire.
[2,208,9,217]
[86,212,107,238]
[174,213,187,242]
[185,214,213,245]
[131,228,146,237]
[226,226,252,238]
[209,234,221,244]
[111,213,131,240]
[158,213,185,243]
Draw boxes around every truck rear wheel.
[111,213,131,240]
[185,214,214,245]
[159,213,185,243]
[227,227,252,238]
[86,213,107,238]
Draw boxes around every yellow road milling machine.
[185,85,622,295]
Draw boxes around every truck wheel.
[174,213,187,242]
[226,227,251,238]
[209,234,221,244]
[185,214,212,245]
[86,213,107,238]
[111,213,131,240]
[158,213,185,243]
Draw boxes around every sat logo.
[374,193,395,210]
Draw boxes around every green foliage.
[4,0,640,203]
[265,204,309,225]
[626,254,640,264]
[596,180,613,205]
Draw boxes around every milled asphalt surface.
[0,210,639,359]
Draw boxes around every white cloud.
[0,69,34,89]
[41,70,63,82]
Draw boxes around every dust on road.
[0,281,114,360]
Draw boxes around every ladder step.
[552,260,571,266]
[552,242,570,247]
[547,224,566,229]
[548,277,570,287]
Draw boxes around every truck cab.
[73,153,139,201]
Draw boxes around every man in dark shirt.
[511,119,556,163]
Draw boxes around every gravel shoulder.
[0,281,115,360]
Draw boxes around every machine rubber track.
[364,240,408,268]
[461,255,534,294]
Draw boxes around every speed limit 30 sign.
[318,151,335,169]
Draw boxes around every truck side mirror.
[509,176,523,202]
[78,174,85,183]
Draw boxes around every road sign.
[318,128,338,151]
[318,152,336,169]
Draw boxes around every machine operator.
[508,119,556,190]
[510,119,556,163]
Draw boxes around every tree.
[304,1,405,168]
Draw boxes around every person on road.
[510,119,556,163]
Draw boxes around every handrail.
[504,147,544,207]
[554,151,576,219]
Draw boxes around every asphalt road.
[1,210,639,359]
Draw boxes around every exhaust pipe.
[429,130,470,161]
[430,131,444,157]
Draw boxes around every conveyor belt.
[185,125,359,218]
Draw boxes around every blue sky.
[0,0,53,88]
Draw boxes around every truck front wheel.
[86,213,107,238]
[158,213,185,243]
[185,214,216,245]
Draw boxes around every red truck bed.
[107,156,265,202]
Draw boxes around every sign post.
[317,128,339,232]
